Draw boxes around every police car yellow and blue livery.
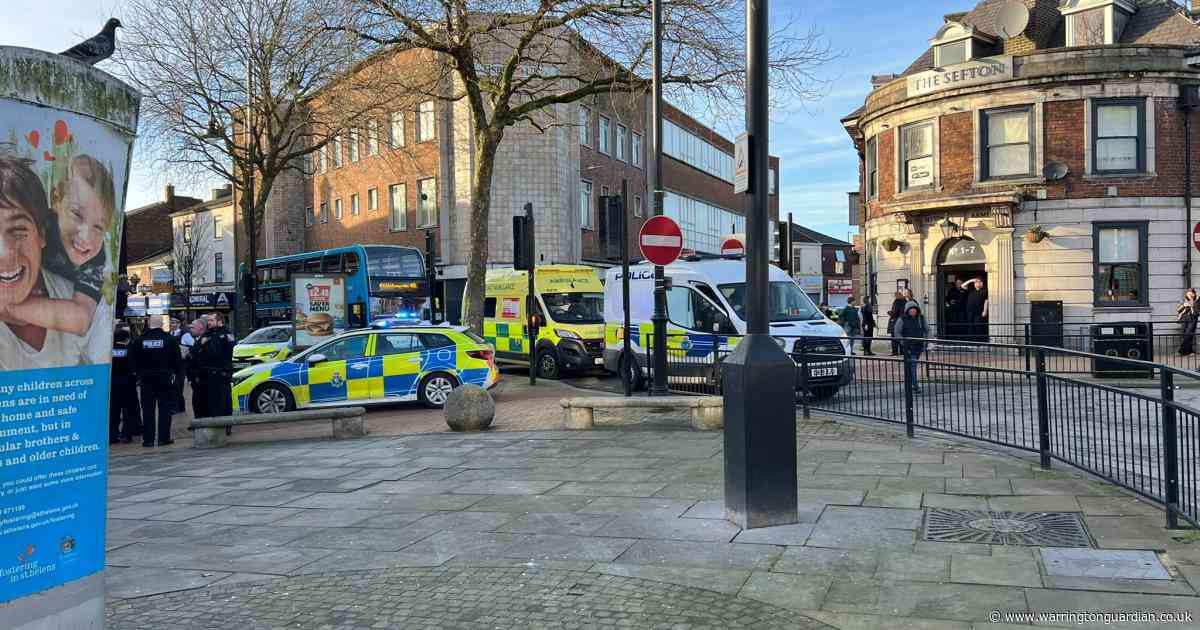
[231,320,498,413]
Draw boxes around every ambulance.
[602,257,852,398]
[478,265,606,378]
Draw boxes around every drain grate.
[922,509,1093,547]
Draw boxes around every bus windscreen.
[364,246,424,277]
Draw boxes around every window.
[1067,7,1106,47]
[214,252,224,284]
[367,188,378,212]
[318,145,327,173]
[1093,99,1145,174]
[389,111,405,148]
[367,119,379,156]
[632,132,643,167]
[314,335,368,361]
[417,178,437,227]
[768,168,777,195]
[900,121,934,190]
[662,191,745,254]
[634,194,643,217]
[351,193,360,216]
[303,152,313,177]
[616,124,627,161]
[982,107,1033,179]
[212,213,223,240]
[305,206,314,227]
[389,183,407,231]
[598,116,610,154]
[417,333,454,349]
[319,202,328,224]
[332,135,342,168]
[334,198,343,221]
[348,129,359,162]
[483,297,497,318]
[661,120,734,182]
[579,107,590,146]
[417,101,435,142]
[376,333,420,355]
[182,220,192,243]
[935,40,968,66]
[1094,222,1147,307]
[580,180,593,229]
[865,136,878,199]
[666,285,736,334]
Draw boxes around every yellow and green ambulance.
[479,265,605,378]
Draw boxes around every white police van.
[602,257,852,398]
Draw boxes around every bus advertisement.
[254,244,427,329]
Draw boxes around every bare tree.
[114,0,388,330]
[172,215,213,321]
[331,0,833,332]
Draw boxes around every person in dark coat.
[196,312,235,422]
[887,289,911,356]
[945,279,966,339]
[130,323,182,446]
[839,298,862,337]
[1178,288,1199,356]
[185,318,210,420]
[860,299,877,356]
[109,327,140,444]
[895,300,928,394]
[964,278,988,341]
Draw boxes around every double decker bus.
[252,245,428,329]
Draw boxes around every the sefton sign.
[906,56,1013,98]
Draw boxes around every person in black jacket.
[860,299,876,356]
[896,300,928,394]
[945,279,966,339]
[196,312,235,421]
[185,318,209,420]
[887,289,911,356]
[109,327,140,444]
[130,324,182,446]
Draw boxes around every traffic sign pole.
[639,216,682,396]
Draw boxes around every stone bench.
[559,396,722,431]
[188,407,368,448]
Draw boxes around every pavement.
[101,382,1200,629]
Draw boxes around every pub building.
[843,0,1200,340]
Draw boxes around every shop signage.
[907,56,1013,98]
[907,157,934,188]
[170,291,238,309]
[828,279,853,295]
[797,274,823,294]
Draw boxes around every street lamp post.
[721,0,799,529]
[650,0,669,395]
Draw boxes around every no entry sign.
[720,236,745,257]
[639,215,684,266]
[1194,222,1200,254]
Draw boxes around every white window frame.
[616,124,627,162]
[332,135,342,168]
[318,145,327,173]
[865,135,878,199]
[598,116,611,155]
[898,120,936,191]
[350,193,360,216]
[389,183,407,231]
[334,197,343,221]
[212,212,223,240]
[417,177,437,227]
[417,101,435,143]
[634,193,643,217]
[348,129,359,163]
[1062,1,1134,47]
[579,106,591,147]
[319,202,328,224]
[214,252,224,284]
[367,119,379,156]
[980,106,1035,181]
[580,180,593,229]
[305,206,314,227]
[632,132,643,168]
[367,187,378,212]
[389,111,405,148]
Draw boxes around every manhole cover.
[1040,548,1170,580]
[923,509,1093,547]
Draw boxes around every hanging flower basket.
[881,237,901,252]
[1025,225,1048,243]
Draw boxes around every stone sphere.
[444,384,495,432]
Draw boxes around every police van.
[478,266,605,379]
[603,257,852,398]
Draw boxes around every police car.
[231,319,499,413]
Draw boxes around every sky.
[1,0,963,240]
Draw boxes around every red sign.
[720,237,745,257]
[1194,222,1200,254]
[639,216,684,266]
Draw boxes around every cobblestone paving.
[105,566,827,629]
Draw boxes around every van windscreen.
[542,292,604,324]
[719,282,822,322]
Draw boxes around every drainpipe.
[1182,86,1197,290]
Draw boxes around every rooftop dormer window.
[1062,0,1136,47]
[930,21,995,67]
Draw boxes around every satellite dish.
[996,1,1030,39]
[1044,161,1069,181]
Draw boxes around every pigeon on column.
[61,18,122,66]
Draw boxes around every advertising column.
[0,47,140,628]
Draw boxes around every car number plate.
[810,367,838,377]
[594,357,605,365]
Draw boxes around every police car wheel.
[419,373,458,409]
[252,384,293,414]
[536,350,561,380]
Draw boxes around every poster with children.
[0,49,137,606]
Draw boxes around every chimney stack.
[165,184,175,204]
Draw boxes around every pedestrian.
[860,298,876,356]
[887,289,910,356]
[185,317,210,420]
[965,279,988,341]
[946,278,966,339]
[109,327,139,444]
[171,317,193,414]
[130,321,182,447]
[896,299,928,394]
[196,311,235,426]
[1178,288,1199,356]
[838,298,862,354]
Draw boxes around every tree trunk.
[462,130,502,333]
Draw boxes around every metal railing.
[645,332,1200,529]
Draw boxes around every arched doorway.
[937,237,988,340]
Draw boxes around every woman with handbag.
[1178,288,1199,356]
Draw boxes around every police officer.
[185,318,210,420]
[131,322,182,447]
[109,328,140,444]
[196,312,235,422]
[170,317,191,414]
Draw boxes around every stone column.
[905,231,927,314]
[989,228,1016,332]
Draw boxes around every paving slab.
[407,510,519,532]
[599,513,742,542]
[1024,588,1200,628]
[189,506,304,526]
[738,571,834,611]
[732,523,815,546]
[773,546,880,577]
[950,554,1043,587]
[270,508,385,528]
[105,542,334,575]
[104,566,232,599]
[824,580,1029,622]
[1041,547,1170,580]
[550,481,668,497]
[287,526,439,551]
[614,540,782,571]
[591,562,752,595]
[494,511,616,536]
[501,534,636,562]
[451,479,565,495]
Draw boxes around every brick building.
[121,184,202,274]
[258,44,779,321]
[843,0,1200,337]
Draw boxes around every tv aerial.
[996,1,1030,39]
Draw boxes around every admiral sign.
[906,56,1013,98]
